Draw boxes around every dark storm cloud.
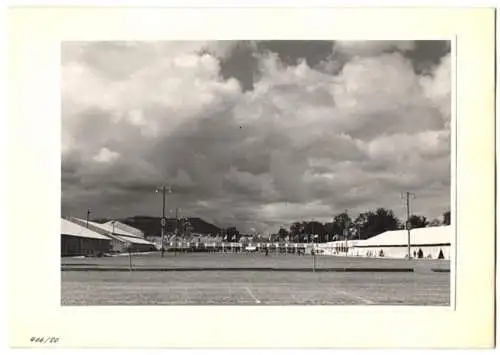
[407,40,452,74]
[326,40,450,76]
[220,41,335,92]
[257,40,334,67]
[220,41,258,92]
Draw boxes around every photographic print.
[61,40,452,306]
[8,7,495,349]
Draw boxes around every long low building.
[352,226,451,259]
[315,240,362,256]
[68,217,157,253]
[61,218,111,256]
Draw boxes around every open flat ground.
[61,253,451,306]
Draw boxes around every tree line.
[203,209,450,244]
[273,209,451,243]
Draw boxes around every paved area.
[61,254,450,306]
[62,252,450,271]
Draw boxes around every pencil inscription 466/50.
[30,337,60,344]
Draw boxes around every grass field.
[61,253,451,306]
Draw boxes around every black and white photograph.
[7,5,497,349]
[60,40,453,306]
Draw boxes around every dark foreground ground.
[61,253,451,306]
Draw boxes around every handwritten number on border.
[30,337,60,344]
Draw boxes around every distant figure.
[438,249,445,259]
[418,249,424,259]
[265,249,269,256]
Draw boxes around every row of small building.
[61,216,451,260]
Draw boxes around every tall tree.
[180,218,193,237]
[355,208,400,239]
[278,227,289,241]
[324,222,335,239]
[408,214,429,229]
[290,222,304,242]
[428,218,442,227]
[302,221,327,242]
[226,227,240,241]
[354,212,371,239]
[326,212,352,240]
[443,211,451,225]
[334,212,351,231]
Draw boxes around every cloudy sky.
[61,40,451,234]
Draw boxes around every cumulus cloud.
[419,53,451,126]
[93,147,120,163]
[62,41,451,233]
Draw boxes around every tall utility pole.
[331,215,335,242]
[175,207,180,256]
[311,220,316,272]
[86,209,91,228]
[343,209,349,255]
[176,208,180,236]
[156,185,171,258]
[402,192,416,260]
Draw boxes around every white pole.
[402,192,415,260]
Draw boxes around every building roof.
[355,226,451,247]
[103,221,145,238]
[116,235,155,245]
[72,218,138,238]
[61,218,111,240]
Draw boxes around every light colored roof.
[355,226,451,247]
[117,235,155,245]
[72,218,138,238]
[61,218,111,240]
[103,221,145,238]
